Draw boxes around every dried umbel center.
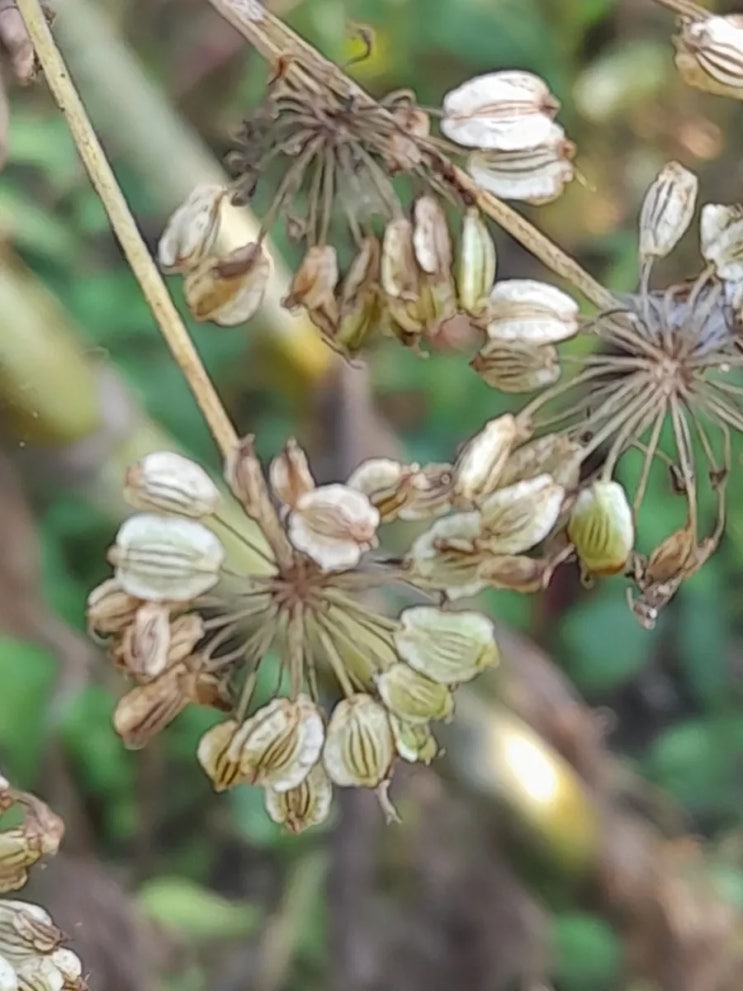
[89,439,506,834]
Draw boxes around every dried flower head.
[89,441,501,833]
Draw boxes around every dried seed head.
[639,162,698,262]
[486,279,579,344]
[675,15,743,96]
[120,602,172,680]
[467,124,575,204]
[412,195,453,276]
[567,480,634,576]
[264,763,333,834]
[394,606,498,685]
[157,184,226,274]
[233,696,324,792]
[453,414,519,502]
[109,513,225,602]
[376,663,454,724]
[323,695,394,788]
[269,438,315,509]
[184,242,271,325]
[113,667,189,749]
[86,578,140,635]
[456,207,497,316]
[389,716,438,764]
[471,340,560,392]
[480,474,564,554]
[124,451,221,518]
[700,203,743,281]
[288,484,380,571]
[441,70,559,151]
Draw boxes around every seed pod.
[48,950,83,991]
[184,242,271,326]
[441,71,559,151]
[269,438,315,509]
[288,484,380,571]
[477,552,562,593]
[467,124,575,204]
[14,956,64,991]
[675,15,743,96]
[86,578,140,635]
[639,162,698,263]
[456,208,497,316]
[453,414,519,502]
[323,695,394,788]
[0,903,64,960]
[167,614,204,665]
[567,480,634,576]
[337,237,381,352]
[0,954,16,991]
[197,719,244,792]
[124,451,221,518]
[376,663,454,723]
[486,279,579,344]
[412,195,453,275]
[120,602,172,680]
[700,203,743,281]
[109,513,225,602]
[237,696,324,792]
[398,464,455,520]
[283,245,340,338]
[480,474,564,554]
[499,433,583,490]
[389,716,438,764]
[381,218,419,299]
[407,510,487,600]
[113,666,189,749]
[157,184,225,274]
[264,763,333,834]
[471,340,560,392]
[394,606,498,685]
[347,458,418,522]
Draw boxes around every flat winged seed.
[389,716,438,764]
[264,764,333,834]
[485,280,579,344]
[197,720,244,792]
[700,203,743,281]
[167,613,205,665]
[398,464,454,520]
[394,606,498,685]
[347,458,414,521]
[567,480,634,576]
[477,552,559,593]
[408,511,487,599]
[499,433,583,489]
[86,578,140,635]
[471,340,560,392]
[184,242,271,325]
[48,951,82,990]
[113,667,188,749]
[283,245,339,312]
[109,514,224,601]
[639,162,698,262]
[0,955,16,991]
[675,15,743,93]
[121,602,171,680]
[288,484,380,571]
[14,957,63,991]
[441,70,559,151]
[376,664,454,724]
[456,207,497,316]
[236,696,324,793]
[124,452,221,518]
[381,218,419,299]
[157,184,226,274]
[412,195,452,275]
[269,438,315,509]
[323,695,394,789]
[480,474,564,554]
[338,237,381,352]
[0,903,63,960]
[467,124,575,204]
[454,415,518,502]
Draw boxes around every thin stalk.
[16,0,238,459]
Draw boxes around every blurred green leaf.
[553,912,622,991]
[0,639,56,784]
[138,876,260,939]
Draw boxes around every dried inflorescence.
[0,775,86,991]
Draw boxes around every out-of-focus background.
[1,0,743,989]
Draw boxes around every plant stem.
[651,0,708,19]
[16,0,239,459]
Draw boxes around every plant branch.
[651,0,709,20]
[16,0,239,459]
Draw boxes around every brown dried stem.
[205,0,617,311]
[15,0,239,459]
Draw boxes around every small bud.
[376,664,453,724]
[264,763,333,834]
[288,485,380,571]
[675,15,743,96]
[113,667,188,749]
[481,474,564,554]
[269,438,315,509]
[441,71,559,151]
[453,415,519,502]
[389,716,438,764]
[456,207,497,316]
[471,340,560,392]
[184,242,271,326]
[109,514,224,602]
[323,695,395,789]
[486,279,579,344]
[235,696,324,792]
[499,433,583,490]
[700,203,743,281]
[639,162,698,263]
[394,606,498,685]
[157,184,226,274]
[120,602,171,680]
[567,480,634,576]
[86,578,140,635]
[467,124,575,204]
[124,452,220,518]
[337,237,381,353]
[412,195,453,275]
